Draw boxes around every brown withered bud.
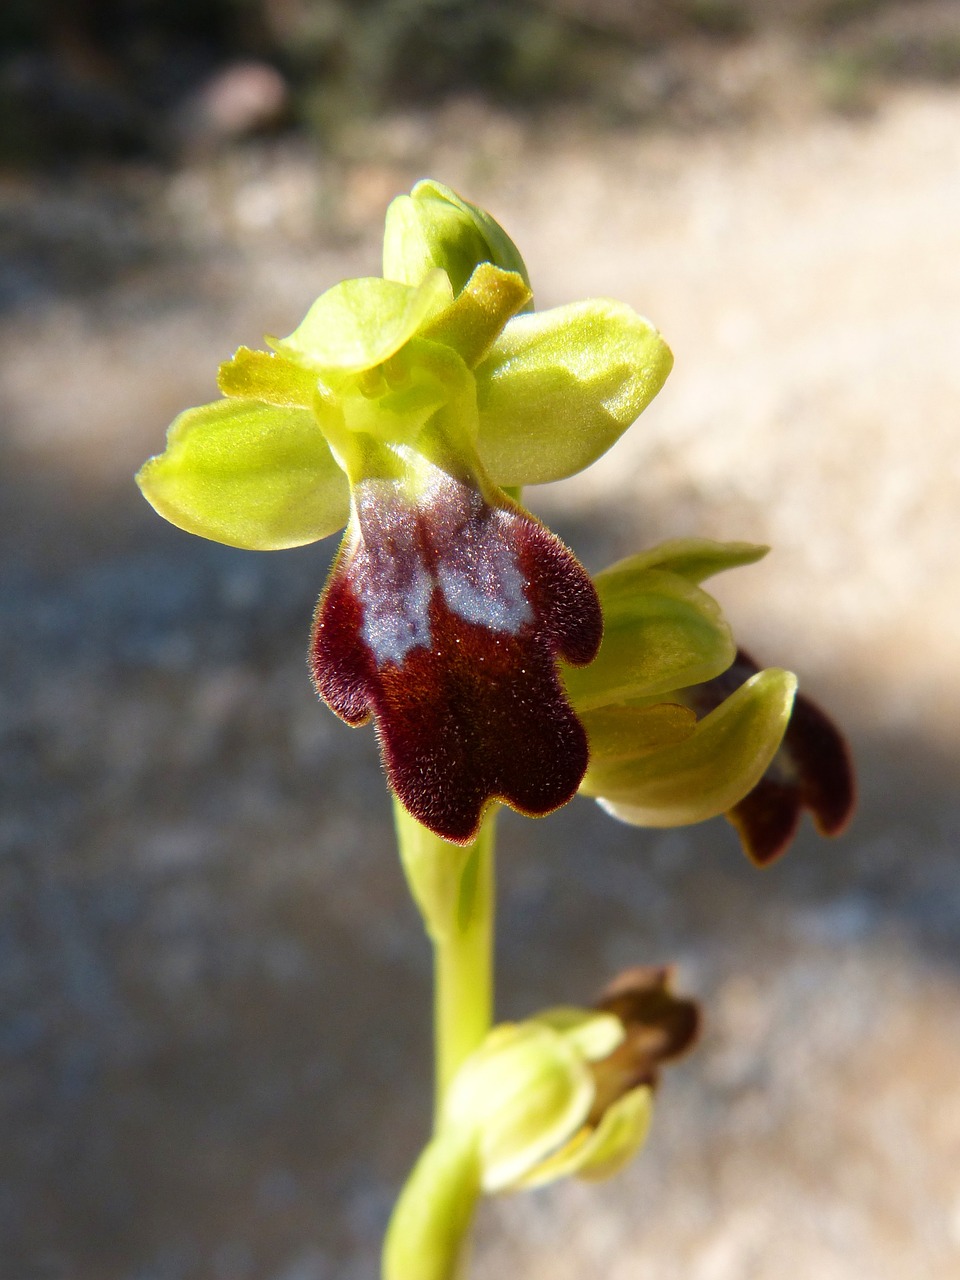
[590,966,701,1121]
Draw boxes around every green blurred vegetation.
[1,0,957,164]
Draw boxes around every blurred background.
[2,1,960,1277]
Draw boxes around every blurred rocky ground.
[2,3,960,1278]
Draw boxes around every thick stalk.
[432,819,495,1110]
[393,799,497,1120]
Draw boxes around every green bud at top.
[270,270,454,375]
[383,180,531,300]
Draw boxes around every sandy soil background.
[2,35,960,1280]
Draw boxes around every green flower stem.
[393,798,497,1121]
[433,821,495,1112]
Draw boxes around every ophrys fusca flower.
[137,181,673,842]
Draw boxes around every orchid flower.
[137,180,672,844]
[563,538,854,862]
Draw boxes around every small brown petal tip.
[726,778,802,867]
[685,649,856,866]
[785,690,857,838]
[727,668,856,867]
[591,967,701,1111]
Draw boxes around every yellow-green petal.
[271,269,453,374]
[514,1085,654,1189]
[217,346,317,407]
[443,1022,594,1194]
[581,668,798,827]
[420,262,532,368]
[573,1086,654,1182]
[532,1008,626,1063]
[136,398,349,550]
[580,703,698,765]
[474,299,672,487]
[563,568,735,712]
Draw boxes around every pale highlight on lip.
[351,474,535,670]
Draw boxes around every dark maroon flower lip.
[686,649,856,866]
[309,473,602,844]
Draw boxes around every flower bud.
[441,1017,607,1191]
[384,972,698,1278]
[383,180,531,298]
[442,970,698,1193]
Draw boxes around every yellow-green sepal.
[514,1084,654,1189]
[473,300,673,487]
[270,270,453,374]
[382,1124,481,1280]
[383,179,531,299]
[599,537,770,586]
[530,1008,625,1062]
[563,567,736,712]
[572,1085,654,1182]
[136,398,349,550]
[581,668,798,827]
[442,1022,595,1194]
[420,263,532,369]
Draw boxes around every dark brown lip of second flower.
[686,649,856,866]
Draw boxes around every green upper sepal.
[270,270,454,374]
[383,179,532,299]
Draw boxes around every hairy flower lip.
[310,473,602,844]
